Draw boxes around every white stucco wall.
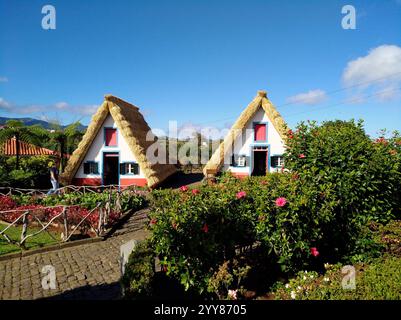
[222,107,286,174]
[75,114,145,179]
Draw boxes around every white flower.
[324,277,330,282]
[290,291,297,299]
[324,263,330,269]
[297,286,302,291]
[310,274,314,279]
[285,283,290,288]
[228,290,238,300]
[303,276,307,280]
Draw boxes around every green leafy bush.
[273,256,401,300]
[284,120,401,261]
[0,155,52,188]
[120,241,156,299]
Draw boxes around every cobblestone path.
[0,208,149,300]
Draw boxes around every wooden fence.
[0,185,143,250]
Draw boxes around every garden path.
[0,208,149,300]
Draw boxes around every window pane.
[254,124,266,141]
[105,128,117,146]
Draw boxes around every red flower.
[375,137,388,145]
[275,197,287,207]
[149,218,157,225]
[192,189,200,195]
[236,191,247,199]
[287,129,294,136]
[172,222,178,230]
[260,180,268,185]
[288,135,294,139]
[291,173,299,180]
[299,154,306,159]
[202,223,209,233]
[180,185,189,192]
[310,247,319,257]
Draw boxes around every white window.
[120,162,139,175]
[271,156,284,168]
[237,156,246,167]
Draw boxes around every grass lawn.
[0,223,60,256]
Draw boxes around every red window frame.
[254,124,266,141]
[105,128,117,146]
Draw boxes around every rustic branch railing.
[0,184,148,251]
[0,184,140,197]
[0,203,106,248]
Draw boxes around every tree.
[49,121,84,171]
[0,120,47,170]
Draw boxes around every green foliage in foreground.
[272,256,401,300]
[120,241,155,299]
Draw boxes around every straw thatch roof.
[203,90,288,175]
[60,95,177,188]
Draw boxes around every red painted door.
[105,128,117,146]
[254,124,266,141]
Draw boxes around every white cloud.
[342,45,401,102]
[0,97,11,110]
[0,76,8,83]
[286,89,327,105]
[54,101,69,110]
[0,98,100,116]
[77,104,99,116]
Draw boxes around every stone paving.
[0,208,149,300]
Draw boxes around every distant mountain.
[0,117,87,131]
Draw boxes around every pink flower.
[299,154,306,159]
[202,223,209,233]
[180,185,189,192]
[236,191,247,199]
[192,189,200,195]
[310,247,319,257]
[149,218,157,225]
[275,197,287,207]
[261,180,268,185]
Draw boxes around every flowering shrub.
[0,195,16,211]
[283,120,401,261]
[148,173,341,295]
[144,121,401,298]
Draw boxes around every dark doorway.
[103,153,119,185]
[252,150,268,176]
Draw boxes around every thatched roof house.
[60,95,177,188]
[203,90,288,177]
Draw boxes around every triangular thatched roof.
[203,90,288,175]
[60,95,177,188]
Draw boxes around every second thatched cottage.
[60,95,177,188]
[203,90,288,178]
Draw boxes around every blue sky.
[0,0,400,137]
